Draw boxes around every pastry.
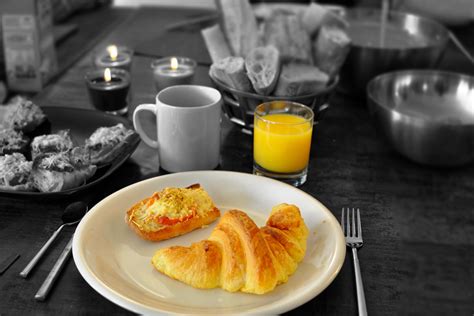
[209,56,253,92]
[0,128,30,156]
[31,147,97,193]
[274,63,329,97]
[2,96,46,133]
[126,184,220,241]
[85,123,138,166]
[216,0,260,57]
[0,153,33,191]
[31,130,73,159]
[152,203,308,294]
[245,46,281,95]
[201,24,232,63]
[263,13,312,63]
[312,26,351,79]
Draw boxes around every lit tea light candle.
[94,45,133,71]
[151,57,197,91]
[85,67,131,115]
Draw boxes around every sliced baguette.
[126,184,221,241]
[245,46,280,95]
[210,56,253,92]
[274,63,329,97]
[302,3,348,37]
[201,24,232,64]
[263,13,312,63]
[215,0,260,57]
[312,26,351,79]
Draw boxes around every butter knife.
[34,235,73,301]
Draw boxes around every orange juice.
[254,113,313,173]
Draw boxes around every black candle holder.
[85,68,131,115]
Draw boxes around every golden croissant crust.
[152,203,309,294]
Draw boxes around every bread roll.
[274,63,329,97]
[245,46,280,95]
[263,13,312,63]
[210,56,253,92]
[215,0,260,57]
[312,26,351,79]
[201,24,232,64]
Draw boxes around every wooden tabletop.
[1,6,473,316]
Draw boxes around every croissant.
[152,203,309,294]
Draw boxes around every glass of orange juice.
[253,101,314,186]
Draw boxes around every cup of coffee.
[133,85,222,172]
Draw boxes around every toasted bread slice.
[31,130,73,159]
[85,123,138,166]
[0,129,30,156]
[3,96,46,133]
[210,56,253,92]
[0,153,34,191]
[245,46,280,95]
[274,63,329,97]
[31,147,96,192]
[126,184,220,241]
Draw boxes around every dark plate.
[0,106,141,199]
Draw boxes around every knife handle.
[34,236,73,301]
[20,225,64,278]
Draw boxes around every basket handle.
[314,102,330,124]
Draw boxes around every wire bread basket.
[210,74,339,134]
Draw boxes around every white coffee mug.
[133,85,222,172]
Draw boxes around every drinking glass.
[253,101,314,186]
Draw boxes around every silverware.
[34,236,73,301]
[342,208,367,316]
[367,70,474,166]
[20,202,87,278]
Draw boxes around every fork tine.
[352,208,356,237]
[341,208,345,235]
[346,207,350,237]
[357,208,362,239]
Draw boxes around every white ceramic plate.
[73,171,346,315]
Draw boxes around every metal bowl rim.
[344,8,450,51]
[367,69,474,126]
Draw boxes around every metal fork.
[342,208,368,316]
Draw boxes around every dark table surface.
[1,6,473,316]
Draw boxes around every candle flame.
[170,57,178,70]
[104,68,112,82]
[107,45,118,61]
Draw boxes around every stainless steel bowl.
[340,8,450,95]
[367,70,474,166]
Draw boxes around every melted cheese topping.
[130,186,215,232]
[0,153,32,186]
[86,123,133,147]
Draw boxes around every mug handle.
[133,103,159,149]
